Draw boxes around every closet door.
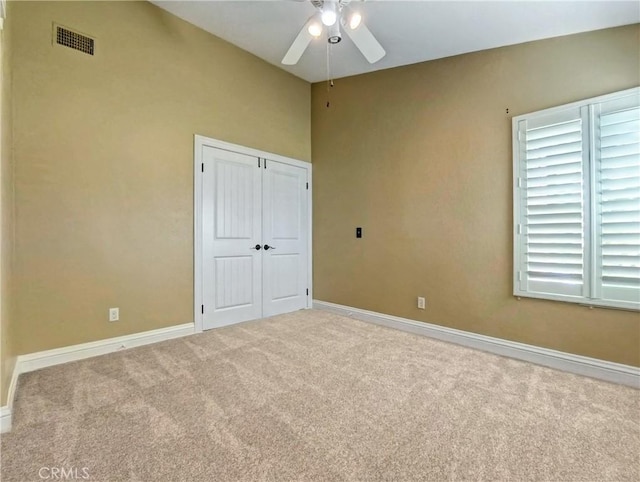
[202,147,262,329]
[262,160,309,317]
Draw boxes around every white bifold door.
[201,146,309,329]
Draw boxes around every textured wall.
[311,25,640,366]
[11,1,310,355]
[1,1,15,405]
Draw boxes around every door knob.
[263,244,276,250]
[250,244,262,250]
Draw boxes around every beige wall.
[1,1,15,406]
[5,0,639,378]
[11,1,310,355]
[311,25,640,366]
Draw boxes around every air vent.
[54,24,94,56]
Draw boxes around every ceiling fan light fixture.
[308,22,322,37]
[348,12,362,30]
[321,10,337,26]
[321,1,337,26]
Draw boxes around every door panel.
[262,160,308,316]
[215,160,255,239]
[270,254,300,300]
[202,147,262,328]
[214,256,254,309]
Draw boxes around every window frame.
[512,86,640,311]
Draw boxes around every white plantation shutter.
[515,107,588,298]
[593,96,640,305]
[514,87,639,310]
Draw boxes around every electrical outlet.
[417,297,426,310]
[109,307,119,322]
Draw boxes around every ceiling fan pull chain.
[326,41,332,107]
[326,41,331,89]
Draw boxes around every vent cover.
[54,24,94,56]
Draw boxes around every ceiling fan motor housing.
[328,21,341,43]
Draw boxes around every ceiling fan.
[282,0,386,65]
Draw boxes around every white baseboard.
[18,323,195,374]
[314,300,640,388]
[0,322,195,433]
[1,357,21,434]
[0,406,11,433]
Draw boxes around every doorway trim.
[193,135,313,333]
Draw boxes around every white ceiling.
[151,1,640,83]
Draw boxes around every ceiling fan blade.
[282,16,316,65]
[344,22,385,64]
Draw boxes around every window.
[513,87,640,310]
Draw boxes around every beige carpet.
[1,309,638,481]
